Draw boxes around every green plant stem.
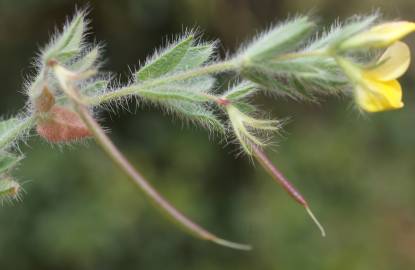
[86,49,331,107]
[273,50,327,61]
[86,60,238,105]
[58,74,251,250]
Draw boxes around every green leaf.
[232,102,257,114]
[134,75,215,104]
[242,54,347,99]
[136,35,194,81]
[135,74,222,132]
[164,101,225,133]
[241,17,314,61]
[0,118,18,134]
[81,80,109,96]
[0,118,21,148]
[222,82,257,101]
[0,117,35,150]
[71,46,100,72]
[0,152,23,175]
[174,43,215,71]
[43,11,86,61]
[168,75,215,93]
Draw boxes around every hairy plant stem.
[87,60,238,105]
[251,144,326,237]
[273,49,327,61]
[86,49,333,107]
[54,66,251,250]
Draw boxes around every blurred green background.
[1,0,415,269]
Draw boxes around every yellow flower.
[337,41,410,112]
[340,21,415,50]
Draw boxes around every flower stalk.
[50,61,251,250]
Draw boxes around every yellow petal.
[341,21,415,49]
[368,41,411,81]
[369,21,415,42]
[356,79,404,112]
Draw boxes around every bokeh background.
[1,0,415,269]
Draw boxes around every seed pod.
[36,105,92,143]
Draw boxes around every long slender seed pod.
[251,144,326,237]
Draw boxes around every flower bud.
[339,21,415,50]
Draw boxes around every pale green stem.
[87,60,238,106]
[273,49,327,61]
[85,49,336,107]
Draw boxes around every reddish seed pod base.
[36,105,92,143]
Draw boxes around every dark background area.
[1,0,415,269]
